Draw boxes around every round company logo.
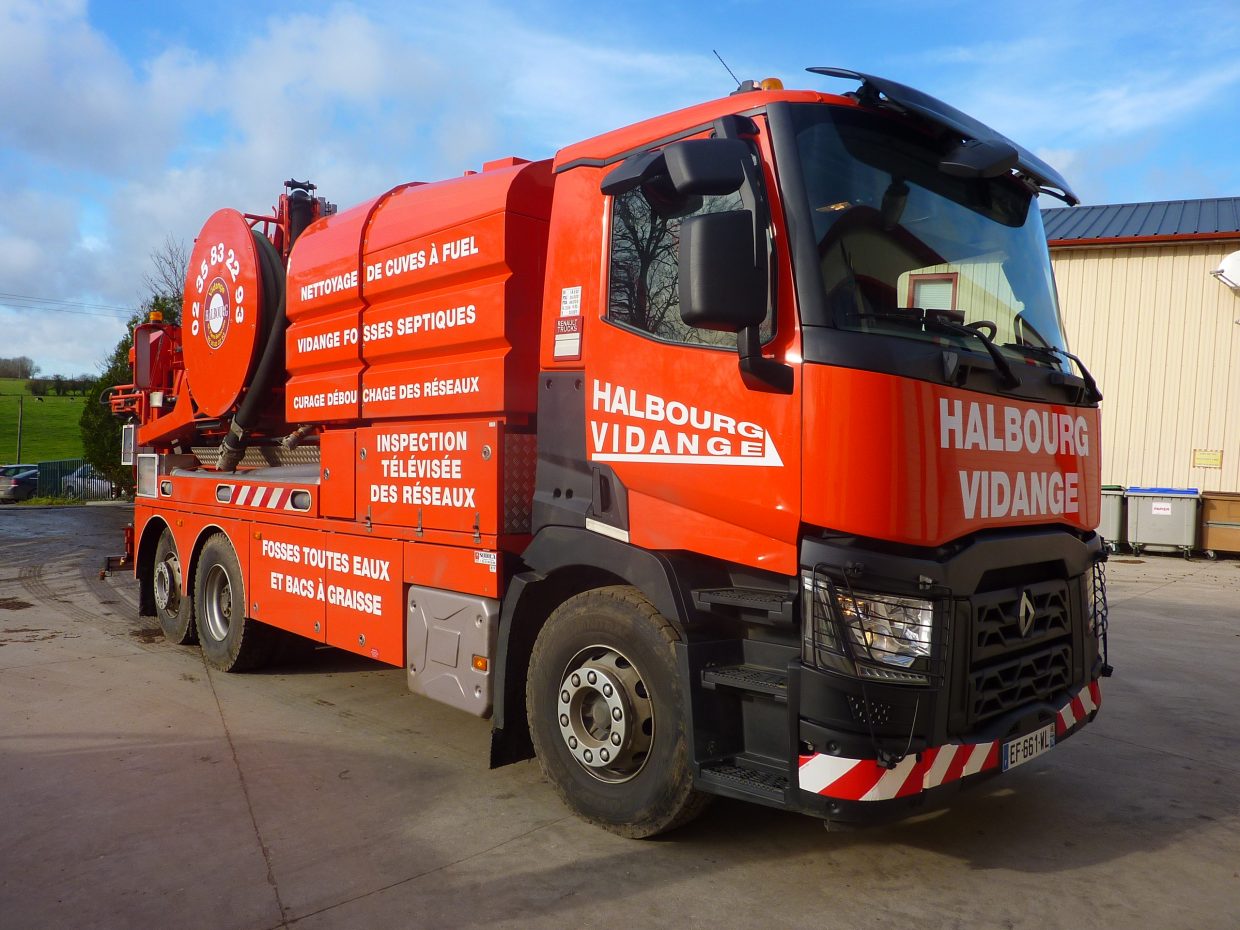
[204,277,230,350]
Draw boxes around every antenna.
[713,50,741,86]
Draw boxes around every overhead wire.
[0,291,141,320]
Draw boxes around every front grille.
[968,643,1072,722]
[963,578,1074,728]
[972,580,1070,663]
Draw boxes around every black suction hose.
[217,232,286,472]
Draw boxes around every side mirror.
[663,139,748,196]
[678,211,765,332]
[601,138,749,198]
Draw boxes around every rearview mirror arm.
[713,116,793,394]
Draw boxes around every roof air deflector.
[807,66,1079,206]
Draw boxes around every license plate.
[1001,722,1056,772]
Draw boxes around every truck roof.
[552,88,849,172]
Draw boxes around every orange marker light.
[471,655,489,672]
[760,78,784,91]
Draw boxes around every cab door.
[584,122,801,575]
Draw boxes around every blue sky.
[2,0,1239,375]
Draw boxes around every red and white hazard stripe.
[1055,679,1101,735]
[798,680,1102,801]
[217,484,303,511]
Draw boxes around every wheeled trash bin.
[1200,491,1240,559]
[1125,487,1199,558]
[1099,485,1126,552]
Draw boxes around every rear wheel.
[195,533,275,672]
[153,529,196,644]
[526,586,708,838]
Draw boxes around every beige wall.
[1052,240,1240,490]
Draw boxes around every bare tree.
[143,234,189,313]
[609,192,678,336]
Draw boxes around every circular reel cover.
[182,209,266,418]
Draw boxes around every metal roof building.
[1044,197,1240,245]
[1043,197,1240,494]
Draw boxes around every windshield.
[789,104,1070,370]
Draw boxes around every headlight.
[802,574,936,684]
[836,593,933,667]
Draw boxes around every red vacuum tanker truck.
[109,67,1111,837]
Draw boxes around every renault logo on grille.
[1018,591,1036,636]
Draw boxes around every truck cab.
[505,71,1107,827]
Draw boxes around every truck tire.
[194,533,275,672]
[153,528,196,645]
[526,586,709,838]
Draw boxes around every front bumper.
[794,680,1101,822]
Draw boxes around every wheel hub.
[202,564,233,642]
[153,557,179,612]
[557,646,653,783]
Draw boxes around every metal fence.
[35,458,119,501]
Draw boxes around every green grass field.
[0,378,87,463]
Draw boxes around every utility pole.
[16,393,22,462]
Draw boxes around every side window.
[607,189,745,348]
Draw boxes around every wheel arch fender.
[135,515,173,616]
[489,526,694,768]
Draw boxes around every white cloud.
[0,0,188,175]
[0,305,127,378]
[962,64,1240,145]
[898,12,1240,204]
[14,0,1235,376]
[0,1,723,374]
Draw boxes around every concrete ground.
[0,506,1237,930]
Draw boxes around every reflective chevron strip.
[217,484,301,510]
[1056,678,1102,735]
[798,680,1102,801]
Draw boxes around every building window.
[907,272,958,311]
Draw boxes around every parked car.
[61,464,116,499]
[0,464,38,503]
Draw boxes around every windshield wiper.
[921,317,1022,389]
[1050,346,1102,403]
[1011,343,1102,403]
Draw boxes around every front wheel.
[194,533,275,672]
[153,528,196,644]
[526,586,708,838]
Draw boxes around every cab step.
[701,664,788,703]
[698,760,790,805]
[693,587,796,626]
